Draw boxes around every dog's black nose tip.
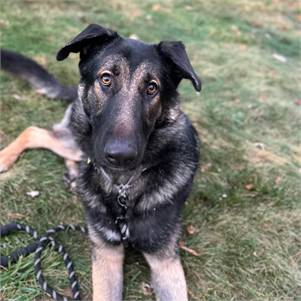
[105,144,137,167]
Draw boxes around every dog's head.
[57,24,201,172]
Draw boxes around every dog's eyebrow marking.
[97,55,131,94]
[98,56,160,90]
[98,55,129,78]
[129,62,161,94]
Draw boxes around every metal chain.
[115,184,130,245]
[0,222,87,301]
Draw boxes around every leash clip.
[117,195,128,209]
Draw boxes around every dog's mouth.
[92,158,141,175]
[102,164,136,173]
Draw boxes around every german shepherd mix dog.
[0,24,201,301]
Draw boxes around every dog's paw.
[0,163,9,173]
[64,160,79,192]
[0,151,16,173]
[64,171,78,192]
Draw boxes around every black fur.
[1,24,201,256]
[57,24,201,253]
[0,49,77,101]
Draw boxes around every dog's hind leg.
[143,251,188,301]
[89,227,124,301]
[0,126,82,173]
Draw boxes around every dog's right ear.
[56,24,119,61]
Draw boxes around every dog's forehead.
[100,38,162,72]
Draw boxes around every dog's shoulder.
[150,111,200,160]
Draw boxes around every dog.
[0,24,201,301]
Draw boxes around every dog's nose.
[104,143,137,167]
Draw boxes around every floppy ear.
[158,41,201,91]
[56,24,119,61]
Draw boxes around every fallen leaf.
[186,224,197,235]
[26,191,40,198]
[295,99,301,106]
[230,25,241,36]
[7,212,26,220]
[0,19,9,28]
[34,55,48,65]
[141,282,153,296]
[249,147,288,166]
[129,34,139,40]
[254,142,265,150]
[201,162,212,172]
[239,44,247,51]
[245,183,255,191]
[152,4,161,11]
[13,94,22,100]
[179,241,200,256]
[188,288,199,300]
[275,176,282,185]
[272,53,287,63]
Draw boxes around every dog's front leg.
[143,252,188,301]
[91,237,124,301]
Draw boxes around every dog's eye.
[100,72,112,86]
[146,81,158,96]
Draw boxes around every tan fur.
[89,226,124,301]
[144,252,188,301]
[64,159,80,185]
[93,84,105,108]
[0,126,82,172]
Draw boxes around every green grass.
[0,0,300,300]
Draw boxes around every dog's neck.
[101,164,145,186]
[86,158,147,195]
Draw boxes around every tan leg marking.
[64,159,79,177]
[89,226,124,301]
[143,252,188,301]
[0,126,82,172]
[64,159,79,190]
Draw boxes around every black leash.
[0,222,87,301]
[1,162,144,300]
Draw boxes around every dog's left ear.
[56,24,119,61]
[158,41,201,91]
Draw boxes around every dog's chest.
[84,188,135,243]
[86,192,180,253]
[80,165,183,252]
